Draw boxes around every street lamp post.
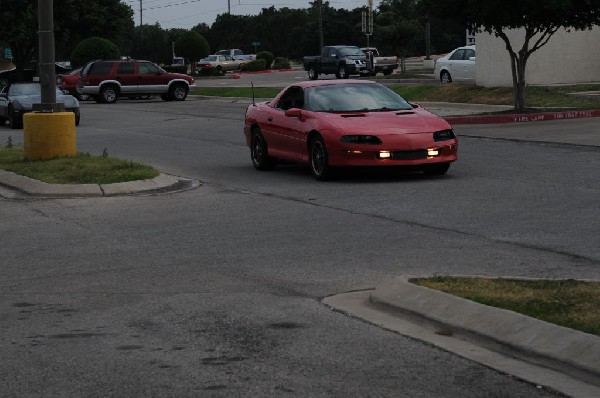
[34,0,62,112]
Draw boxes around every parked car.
[215,49,255,62]
[361,48,398,76]
[57,68,90,101]
[304,45,369,80]
[77,59,195,103]
[0,82,80,129]
[244,80,457,180]
[196,55,245,73]
[434,45,476,83]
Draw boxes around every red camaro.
[244,80,458,180]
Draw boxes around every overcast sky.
[124,0,378,30]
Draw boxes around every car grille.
[390,150,428,160]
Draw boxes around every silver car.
[0,82,80,129]
[434,45,476,83]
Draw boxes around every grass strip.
[193,83,600,110]
[0,146,159,184]
[410,276,600,336]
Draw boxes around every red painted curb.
[232,69,294,76]
[445,109,600,125]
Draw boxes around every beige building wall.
[476,26,600,87]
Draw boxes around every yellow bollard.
[23,112,76,160]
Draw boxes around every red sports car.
[57,68,89,101]
[243,80,458,180]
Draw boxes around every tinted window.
[465,49,476,59]
[117,62,135,74]
[89,62,114,75]
[449,49,465,60]
[276,87,304,111]
[138,62,161,74]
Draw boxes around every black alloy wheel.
[250,127,276,170]
[309,136,333,180]
[336,65,349,79]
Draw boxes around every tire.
[309,135,333,180]
[307,65,318,80]
[169,83,188,101]
[100,84,119,103]
[440,71,452,84]
[76,93,90,101]
[8,106,22,129]
[250,127,276,170]
[335,65,349,79]
[423,163,450,176]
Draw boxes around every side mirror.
[285,108,302,118]
[409,103,420,109]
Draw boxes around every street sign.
[3,48,13,60]
[252,41,260,47]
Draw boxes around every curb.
[369,276,600,388]
[445,109,600,125]
[0,170,180,197]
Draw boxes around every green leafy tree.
[123,24,171,64]
[175,31,209,72]
[70,37,120,67]
[423,0,600,112]
[0,0,133,78]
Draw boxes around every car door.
[320,47,337,74]
[447,49,466,80]
[271,87,307,161]
[115,62,137,95]
[462,48,476,80]
[136,62,167,93]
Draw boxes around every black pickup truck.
[303,45,368,80]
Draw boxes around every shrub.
[245,59,267,71]
[70,37,120,68]
[256,51,274,69]
[272,57,291,70]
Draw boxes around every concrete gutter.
[0,170,183,197]
[369,277,600,388]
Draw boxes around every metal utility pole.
[35,0,62,112]
[425,15,431,60]
[361,1,373,48]
[228,0,231,13]
[140,0,144,40]
[318,0,323,51]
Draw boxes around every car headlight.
[433,129,456,141]
[340,135,382,144]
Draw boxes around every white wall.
[476,26,600,87]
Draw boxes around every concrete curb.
[0,170,180,197]
[444,108,600,125]
[369,276,600,388]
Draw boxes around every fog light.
[379,151,391,159]
[427,149,439,157]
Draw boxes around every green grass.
[410,276,600,336]
[0,146,159,184]
[192,83,600,110]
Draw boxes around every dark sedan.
[0,82,80,129]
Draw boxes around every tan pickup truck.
[361,48,398,76]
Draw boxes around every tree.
[175,31,209,72]
[70,37,120,67]
[423,0,600,112]
[0,0,134,78]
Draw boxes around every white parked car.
[434,45,476,83]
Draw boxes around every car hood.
[318,107,450,142]
[11,94,79,109]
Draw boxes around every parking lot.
[1,79,599,396]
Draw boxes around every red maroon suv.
[78,60,195,103]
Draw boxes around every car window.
[89,62,114,75]
[276,87,305,111]
[465,49,476,59]
[306,83,412,112]
[338,47,362,56]
[117,62,135,74]
[233,50,242,56]
[9,83,40,96]
[449,49,465,61]
[138,62,161,74]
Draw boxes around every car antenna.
[251,81,256,106]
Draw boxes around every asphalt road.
[0,96,598,397]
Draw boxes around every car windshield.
[337,47,363,56]
[306,83,413,112]
[8,83,62,96]
[204,56,217,61]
